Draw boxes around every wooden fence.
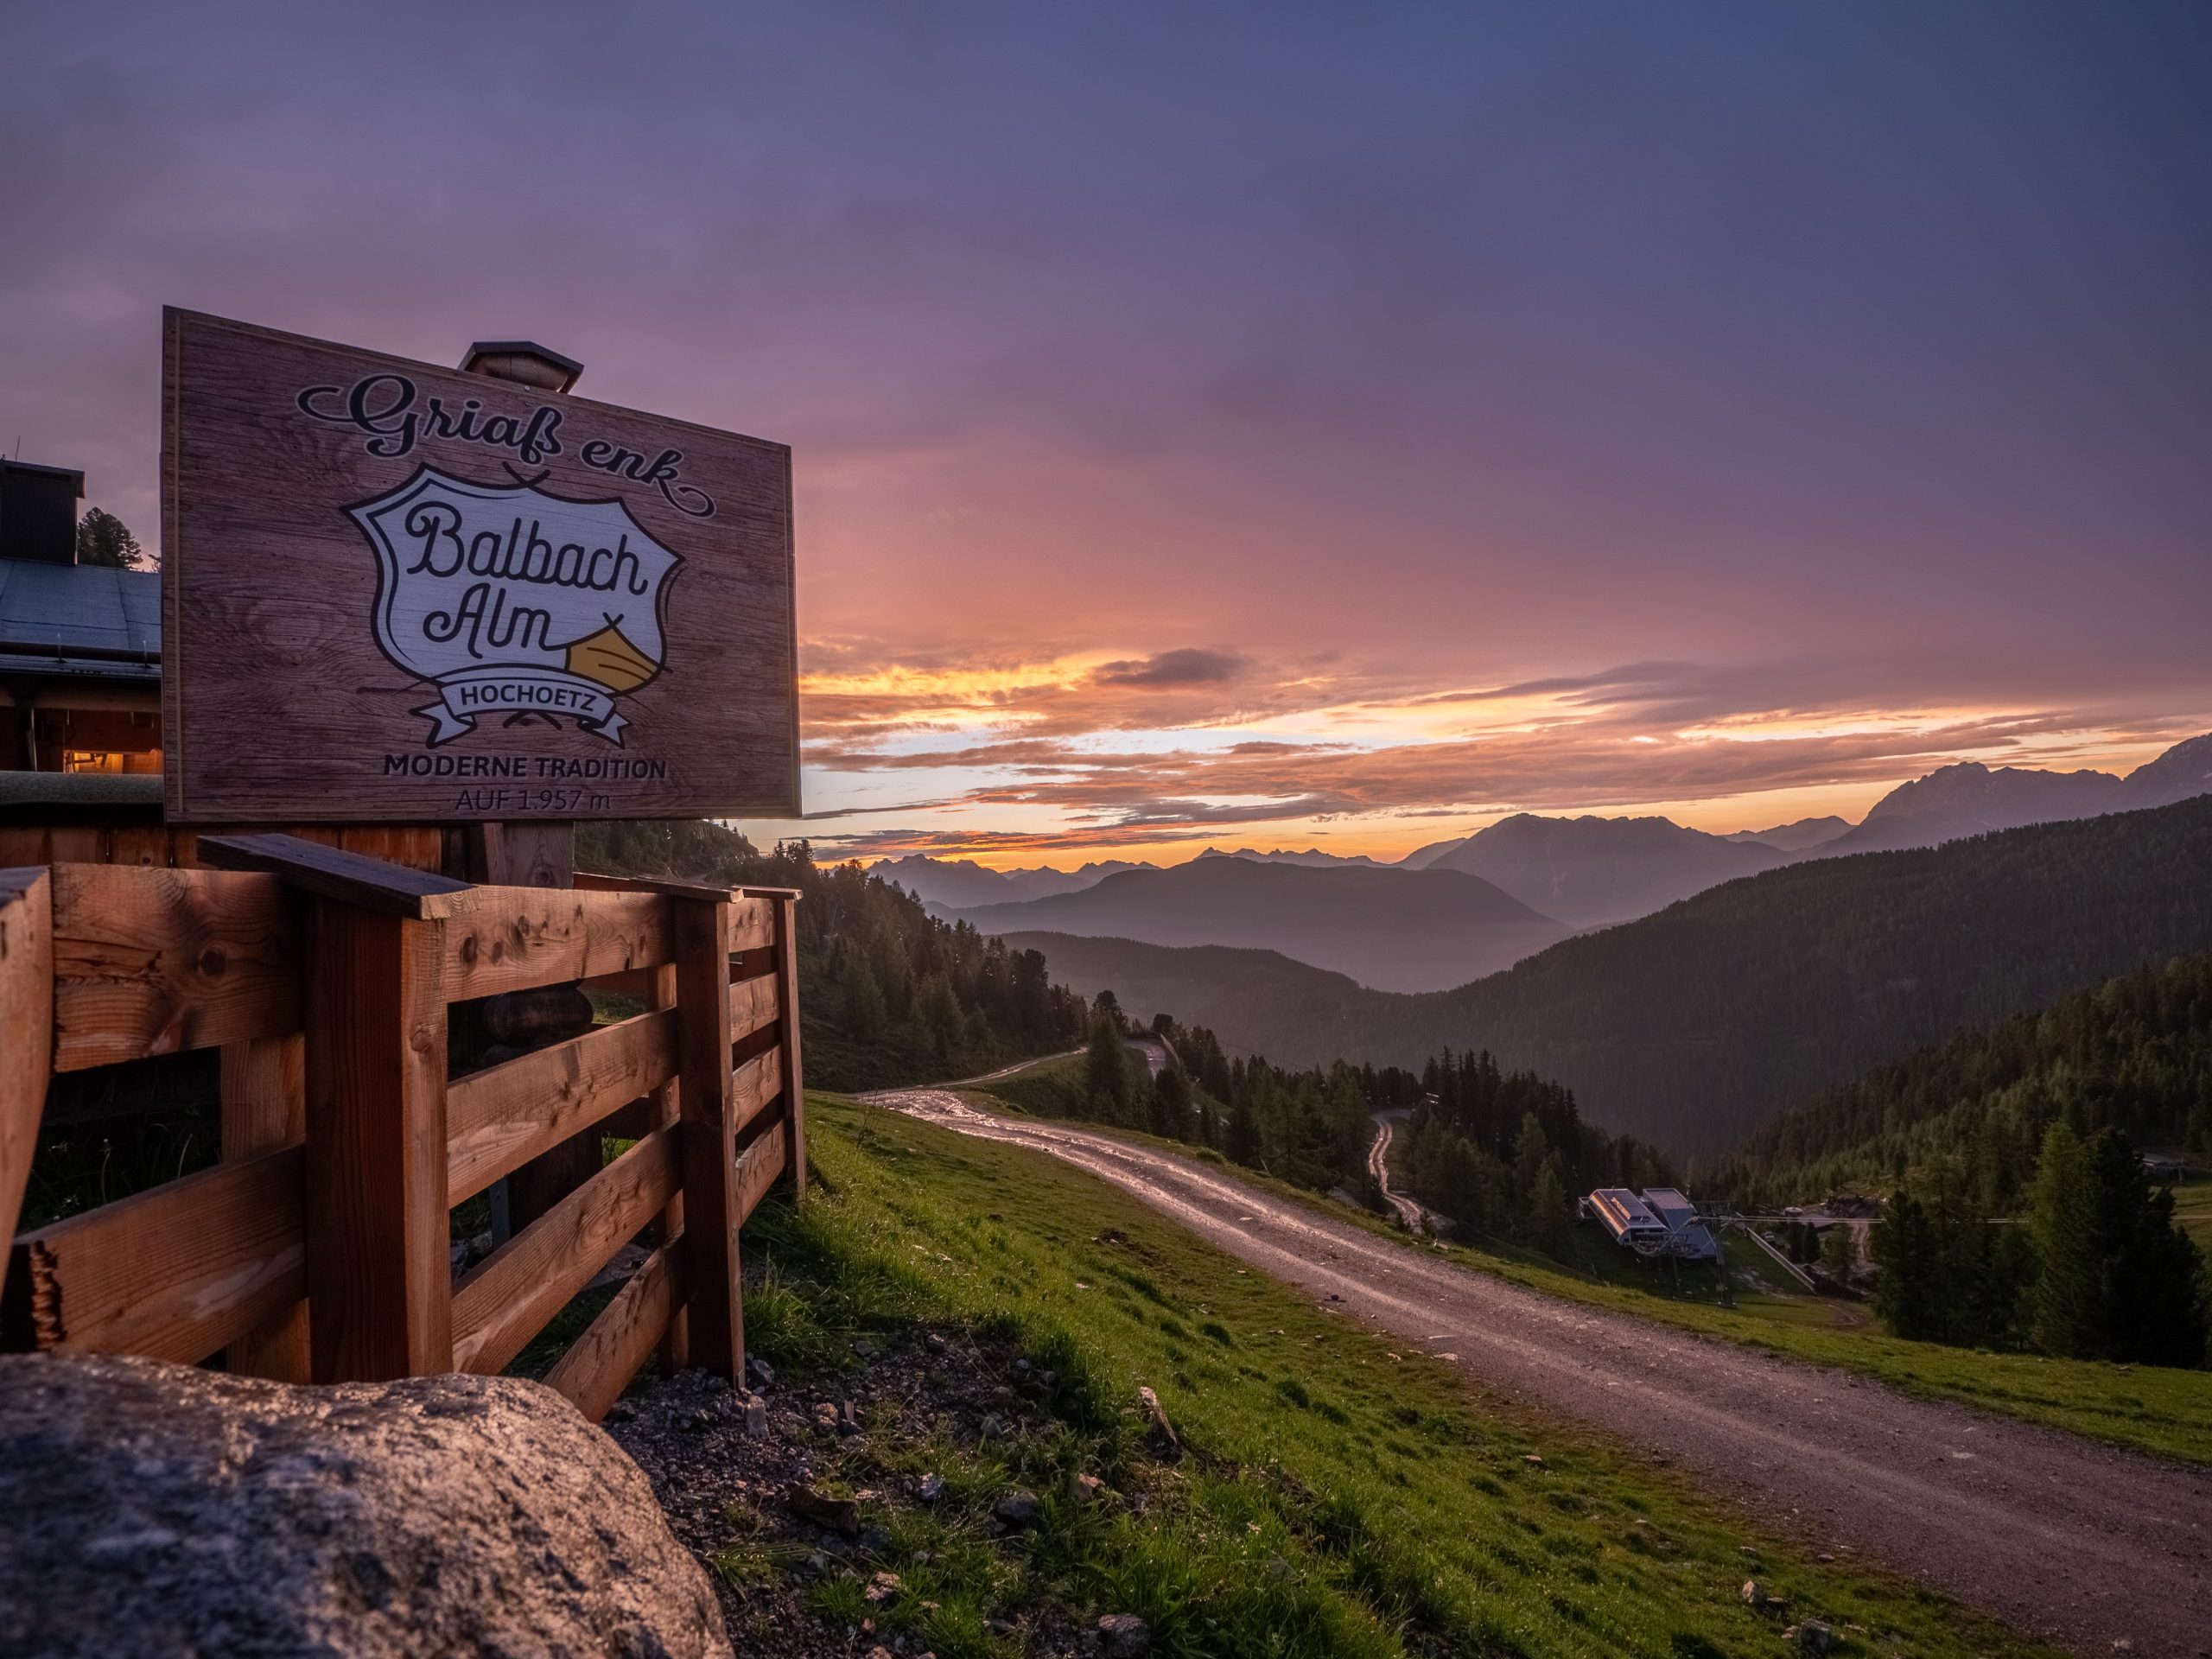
[0,832,802,1421]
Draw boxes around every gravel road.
[1366,1109,1427,1230]
[864,1087,2212,1657]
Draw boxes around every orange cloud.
[771,638,2209,865]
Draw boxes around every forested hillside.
[578,822,1090,1090]
[1713,952,2212,1209]
[988,1013,1418,1198]
[1014,798,2212,1159]
[980,1009,1658,1256]
[999,931,1372,1043]
[1385,798,2212,1158]
[1397,1048,1674,1250]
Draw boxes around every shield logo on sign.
[347,467,683,747]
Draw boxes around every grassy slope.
[1440,1231,2212,1465]
[2171,1173,2212,1253]
[746,1094,2048,1659]
[965,1069,2212,1465]
[960,1049,1096,1116]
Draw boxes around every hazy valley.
[895,737,2212,1159]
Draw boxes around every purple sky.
[5,3,2207,861]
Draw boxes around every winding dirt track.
[864,1088,2211,1657]
[1367,1109,1427,1230]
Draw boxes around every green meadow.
[963,1060,2212,1466]
[722,1093,2054,1659]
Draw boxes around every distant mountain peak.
[1196,844,1387,868]
[2124,732,2212,798]
[1860,758,2118,823]
[1820,731,2212,856]
[1724,816,1851,852]
[1424,810,1786,929]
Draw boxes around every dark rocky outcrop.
[0,1354,729,1659]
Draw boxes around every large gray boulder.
[0,1354,730,1659]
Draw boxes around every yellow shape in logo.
[566,621,659,692]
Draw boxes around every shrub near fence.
[0,832,803,1420]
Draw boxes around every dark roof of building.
[0,556,161,681]
[0,458,86,493]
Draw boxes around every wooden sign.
[160,308,798,823]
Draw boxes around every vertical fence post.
[771,893,805,1198]
[0,869,53,1249]
[304,900,452,1381]
[220,1033,310,1379]
[649,959,689,1374]
[673,894,741,1382]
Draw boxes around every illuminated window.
[60,749,159,774]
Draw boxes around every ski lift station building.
[1584,1186,1720,1261]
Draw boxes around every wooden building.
[0,459,162,774]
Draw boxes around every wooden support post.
[220,1033,310,1379]
[463,821,575,891]
[0,869,53,1248]
[648,960,689,1374]
[672,896,741,1381]
[770,893,805,1198]
[304,900,451,1381]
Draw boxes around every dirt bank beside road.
[865,1087,2211,1657]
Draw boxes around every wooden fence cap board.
[738,886,803,902]
[575,870,740,905]
[197,833,471,918]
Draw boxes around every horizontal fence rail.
[0,834,803,1420]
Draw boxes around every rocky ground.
[608,1330,1160,1659]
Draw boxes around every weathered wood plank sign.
[161,308,798,822]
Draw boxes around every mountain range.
[872,855,1149,908]
[1721,816,1851,851]
[1810,736,2212,855]
[947,857,1570,993]
[1420,811,1790,929]
[887,734,2212,943]
[878,846,1380,910]
[1009,794,2212,1157]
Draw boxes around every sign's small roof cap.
[460,340,583,392]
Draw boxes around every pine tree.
[1152,1066,1192,1141]
[1084,1009,1133,1122]
[1872,1188,1942,1340]
[842,951,888,1042]
[2026,1122,2099,1357]
[1225,1096,1261,1167]
[75,508,151,569]
[2065,1128,2208,1366]
[1529,1162,1573,1260]
[1819,1222,1858,1281]
[912,973,962,1077]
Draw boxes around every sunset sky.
[4,3,2207,866]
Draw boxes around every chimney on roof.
[0,458,87,565]
[459,340,582,393]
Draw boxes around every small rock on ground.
[1097,1611,1150,1656]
